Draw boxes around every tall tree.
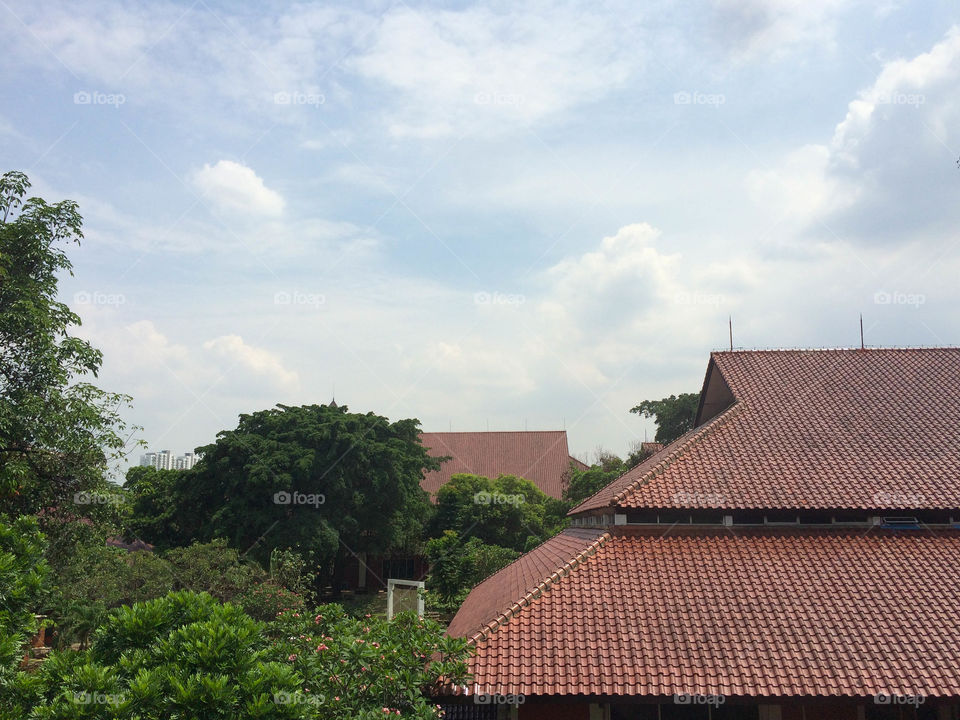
[629,392,699,444]
[185,403,437,593]
[0,170,134,514]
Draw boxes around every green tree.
[564,461,625,505]
[429,473,565,552]
[185,403,438,594]
[124,466,197,550]
[629,392,699,444]
[423,530,519,610]
[0,170,135,513]
[0,516,49,712]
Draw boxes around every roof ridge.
[568,401,745,514]
[468,530,611,645]
[610,401,746,507]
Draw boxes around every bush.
[0,516,49,715]
[266,604,471,719]
[236,582,306,622]
[164,539,265,602]
[27,591,309,720]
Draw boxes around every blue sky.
[2,0,959,471]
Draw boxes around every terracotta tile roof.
[448,528,960,698]
[420,431,578,499]
[574,348,960,512]
[445,527,608,639]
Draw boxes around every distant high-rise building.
[139,450,200,470]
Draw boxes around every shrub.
[28,591,310,720]
[164,539,265,602]
[266,605,471,719]
[236,581,306,622]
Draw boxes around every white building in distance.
[139,450,201,470]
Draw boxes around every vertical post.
[386,580,394,620]
[860,314,865,349]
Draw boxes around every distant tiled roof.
[448,528,960,698]
[420,431,578,499]
[574,348,960,512]
[446,527,608,639]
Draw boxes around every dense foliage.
[429,473,568,553]
[4,591,470,720]
[629,392,699,444]
[269,604,470,718]
[165,404,438,591]
[423,530,519,611]
[0,516,48,708]
[0,170,134,512]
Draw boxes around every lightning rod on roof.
[860,314,864,349]
[729,316,733,351]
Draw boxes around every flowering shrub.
[266,605,471,719]
[236,581,306,622]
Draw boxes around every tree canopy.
[0,170,133,514]
[180,403,438,591]
[629,392,700,444]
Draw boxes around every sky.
[2,0,959,474]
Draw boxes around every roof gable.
[576,348,960,512]
[420,431,576,499]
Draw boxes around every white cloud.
[708,0,859,60]
[203,335,299,392]
[746,27,960,246]
[192,160,285,217]
[351,3,644,137]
